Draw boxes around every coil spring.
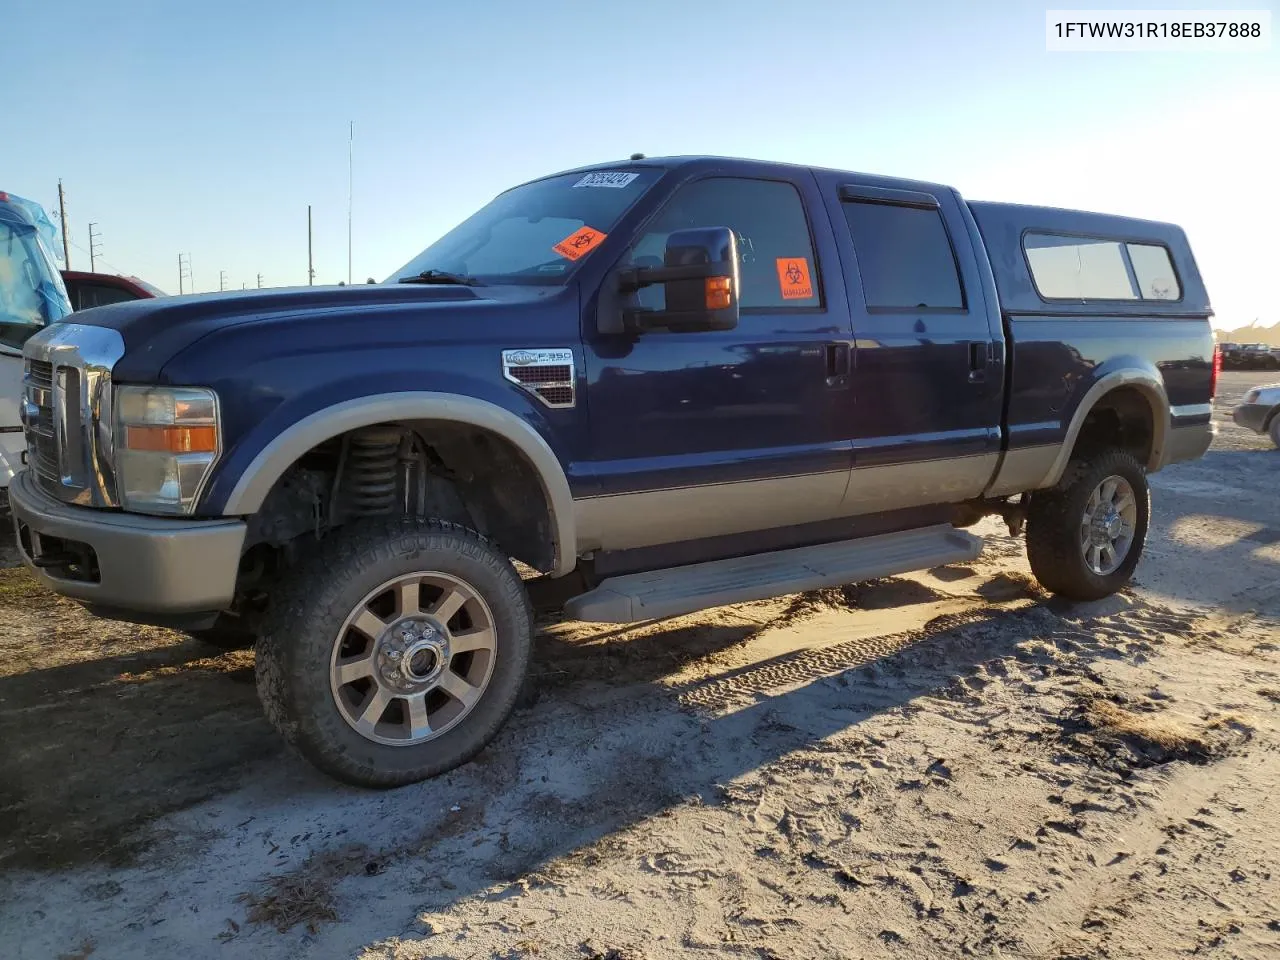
[344,427,401,516]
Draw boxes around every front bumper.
[8,470,246,621]
[1232,401,1273,434]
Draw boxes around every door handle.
[967,341,987,383]
[825,343,850,388]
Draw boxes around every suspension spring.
[343,427,402,516]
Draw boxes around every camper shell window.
[1023,232,1182,303]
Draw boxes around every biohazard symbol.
[775,257,813,300]
[553,226,608,261]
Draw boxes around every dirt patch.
[976,570,1050,602]
[54,939,96,960]
[0,616,281,870]
[238,847,369,934]
[0,567,68,611]
[1069,697,1224,768]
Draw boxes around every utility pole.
[178,253,191,295]
[256,273,263,289]
[57,180,71,268]
[347,121,353,286]
[219,270,227,292]
[307,205,315,286]
[88,222,102,273]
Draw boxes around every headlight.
[114,385,221,515]
[1244,389,1260,404]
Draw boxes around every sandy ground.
[1,370,1278,960]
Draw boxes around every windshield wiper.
[397,270,483,287]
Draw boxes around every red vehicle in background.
[60,270,166,311]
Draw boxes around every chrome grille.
[23,360,60,489]
[20,323,126,507]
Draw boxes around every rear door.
[818,176,1002,513]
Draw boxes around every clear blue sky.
[4,0,1276,327]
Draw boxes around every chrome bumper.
[1232,401,1272,434]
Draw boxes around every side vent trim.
[501,348,576,409]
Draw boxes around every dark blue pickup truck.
[11,156,1217,787]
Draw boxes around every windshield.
[386,168,662,285]
[0,221,72,352]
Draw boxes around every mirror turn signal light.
[125,424,218,453]
[705,276,733,311]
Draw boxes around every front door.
[578,171,855,556]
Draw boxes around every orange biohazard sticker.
[552,226,607,261]
[776,257,814,300]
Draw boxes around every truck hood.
[65,283,544,381]
[75,283,483,349]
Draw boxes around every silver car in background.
[1233,382,1280,447]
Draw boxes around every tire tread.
[254,517,532,788]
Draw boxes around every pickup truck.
[10,156,1217,788]
[61,270,165,312]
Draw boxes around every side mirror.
[616,226,740,333]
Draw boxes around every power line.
[66,238,125,277]
[178,253,192,295]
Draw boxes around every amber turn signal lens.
[705,276,733,311]
[125,424,218,453]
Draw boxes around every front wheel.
[255,518,532,788]
[1269,414,1280,449]
[1026,449,1150,601]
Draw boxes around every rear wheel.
[255,518,532,788]
[1026,449,1149,601]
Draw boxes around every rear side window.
[1126,243,1181,300]
[627,177,821,310]
[1023,233,1182,302]
[841,201,965,310]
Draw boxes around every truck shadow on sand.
[232,573,1191,942]
[0,560,1195,929]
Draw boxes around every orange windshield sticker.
[776,257,814,300]
[553,226,607,261]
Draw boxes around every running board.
[564,524,983,624]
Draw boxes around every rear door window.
[841,201,965,310]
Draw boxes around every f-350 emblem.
[501,348,576,409]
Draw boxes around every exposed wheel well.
[245,420,557,575]
[404,419,555,572]
[1071,386,1157,467]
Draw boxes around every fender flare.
[222,392,578,577]
[1042,369,1169,488]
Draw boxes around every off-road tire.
[255,517,532,788]
[1026,448,1150,602]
